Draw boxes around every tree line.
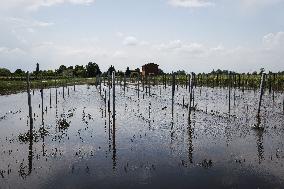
[0,62,283,78]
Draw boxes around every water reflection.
[112,117,117,170]
[187,119,194,164]
[1,84,284,188]
[256,130,264,164]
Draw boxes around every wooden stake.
[49,88,52,108]
[172,73,175,120]
[228,72,231,115]
[257,73,266,120]
[112,71,116,119]
[26,72,33,129]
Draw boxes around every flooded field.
[0,83,284,189]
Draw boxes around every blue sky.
[0,0,284,73]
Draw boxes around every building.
[142,63,159,76]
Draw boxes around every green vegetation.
[0,77,98,95]
[1,62,284,95]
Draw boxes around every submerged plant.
[18,131,39,143]
[58,118,70,131]
[38,126,49,137]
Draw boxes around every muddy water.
[0,84,284,189]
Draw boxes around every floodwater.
[0,84,284,189]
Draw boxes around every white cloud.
[1,31,284,73]
[156,40,183,50]
[168,0,214,8]
[155,40,207,56]
[4,17,54,28]
[0,0,95,11]
[0,47,26,54]
[112,50,128,59]
[123,36,139,46]
[240,0,283,7]
[262,31,284,49]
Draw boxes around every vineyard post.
[112,71,115,120]
[282,95,284,114]
[63,78,65,99]
[228,72,231,115]
[186,75,188,90]
[49,88,52,108]
[73,75,75,91]
[26,72,33,130]
[55,76,58,105]
[124,74,126,95]
[137,74,140,99]
[100,74,102,96]
[257,73,266,120]
[149,75,151,97]
[172,72,175,120]
[108,73,111,113]
[273,73,276,102]
[188,74,190,92]
[188,73,193,122]
[41,79,44,125]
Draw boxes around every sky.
[0,0,283,73]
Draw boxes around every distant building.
[142,63,159,76]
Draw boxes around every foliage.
[56,65,67,75]
[74,65,86,77]
[107,65,116,75]
[0,68,11,76]
[14,69,25,76]
[86,62,101,77]
[174,70,186,75]
[125,67,131,77]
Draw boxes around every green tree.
[86,62,101,77]
[74,65,86,77]
[174,70,186,75]
[125,67,131,77]
[0,68,11,76]
[14,69,25,76]
[107,65,116,75]
[35,63,39,74]
[158,68,164,75]
[56,65,67,75]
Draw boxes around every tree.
[0,68,11,77]
[125,67,131,77]
[158,68,164,75]
[107,65,116,75]
[74,65,86,77]
[86,62,101,77]
[14,69,25,76]
[35,63,39,73]
[56,65,67,75]
[174,70,186,75]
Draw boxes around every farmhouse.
[141,63,159,76]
